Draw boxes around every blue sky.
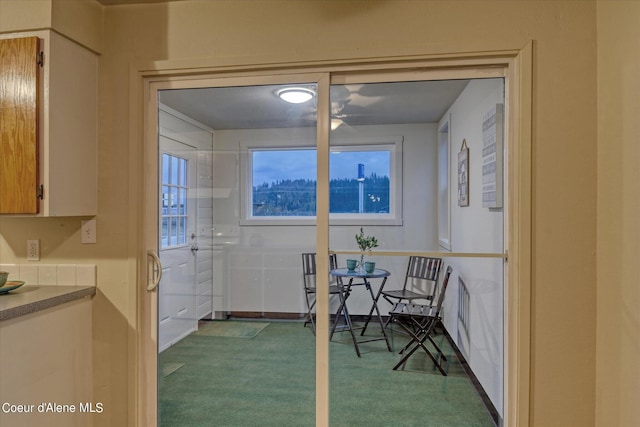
[253,150,390,185]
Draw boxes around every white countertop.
[0,285,96,321]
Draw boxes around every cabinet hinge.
[37,51,44,67]
[36,185,44,200]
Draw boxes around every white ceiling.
[159,80,470,130]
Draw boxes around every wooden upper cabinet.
[0,37,40,214]
[0,31,98,216]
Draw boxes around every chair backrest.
[403,256,443,298]
[302,253,338,289]
[433,266,453,315]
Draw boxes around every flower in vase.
[355,227,378,254]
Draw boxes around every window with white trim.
[241,139,402,225]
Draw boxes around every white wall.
[211,123,438,315]
[441,78,505,416]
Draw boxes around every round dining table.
[329,267,392,357]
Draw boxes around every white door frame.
[135,44,533,427]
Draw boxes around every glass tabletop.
[330,268,390,279]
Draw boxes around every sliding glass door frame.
[138,45,533,427]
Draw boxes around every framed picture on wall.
[458,139,469,207]
[482,104,504,208]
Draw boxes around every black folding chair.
[302,253,364,355]
[361,256,443,335]
[302,253,354,330]
[389,266,453,374]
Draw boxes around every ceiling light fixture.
[276,87,316,104]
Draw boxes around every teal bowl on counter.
[0,271,25,294]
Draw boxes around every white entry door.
[158,137,198,352]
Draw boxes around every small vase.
[359,254,365,273]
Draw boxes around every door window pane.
[161,153,188,248]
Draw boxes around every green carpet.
[162,362,185,378]
[191,320,270,338]
[159,321,495,427]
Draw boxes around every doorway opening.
[139,50,533,427]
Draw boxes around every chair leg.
[394,338,447,375]
[305,312,316,335]
[391,320,423,370]
[393,317,422,355]
[425,335,447,364]
[395,316,428,354]
[330,288,361,357]
[391,317,447,375]
[304,295,316,335]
